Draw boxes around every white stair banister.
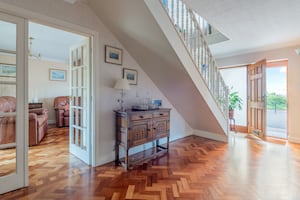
[160,0,229,119]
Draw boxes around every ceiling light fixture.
[28,37,41,59]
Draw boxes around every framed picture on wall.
[105,45,123,65]
[0,63,16,77]
[49,68,66,81]
[123,68,138,85]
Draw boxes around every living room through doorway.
[28,21,90,160]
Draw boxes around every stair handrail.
[160,0,229,119]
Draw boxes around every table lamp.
[114,78,130,111]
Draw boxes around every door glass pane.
[0,20,17,177]
[266,66,287,138]
[70,45,87,148]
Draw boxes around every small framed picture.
[123,68,138,85]
[49,68,66,81]
[0,63,16,77]
[105,45,123,65]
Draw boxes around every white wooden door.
[0,12,28,194]
[69,39,91,164]
[248,59,266,139]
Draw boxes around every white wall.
[217,45,300,143]
[28,59,68,124]
[220,67,247,126]
[0,0,192,165]
[0,54,69,124]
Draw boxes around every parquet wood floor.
[1,129,300,199]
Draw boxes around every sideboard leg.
[167,136,169,152]
[125,149,129,170]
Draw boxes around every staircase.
[145,0,229,134]
[154,0,229,118]
[89,0,229,140]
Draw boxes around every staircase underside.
[89,0,227,136]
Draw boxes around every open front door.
[0,12,28,194]
[69,39,91,164]
[248,59,266,139]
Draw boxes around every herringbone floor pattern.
[1,128,300,199]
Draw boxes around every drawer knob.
[139,115,144,118]
[159,113,164,116]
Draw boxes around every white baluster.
[176,0,179,28]
[190,11,193,53]
[186,8,189,45]
[196,28,200,69]
[171,0,174,20]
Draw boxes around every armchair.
[53,96,81,128]
[53,96,70,127]
[0,96,48,146]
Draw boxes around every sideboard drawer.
[130,113,152,121]
[153,111,169,118]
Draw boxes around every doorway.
[0,3,96,193]
[265,61,287,139]
[28,21,92,163]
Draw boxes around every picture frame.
[123,68,138,85]
[0,63,16,77]
[49,68,66,81]
[105,45,123,65]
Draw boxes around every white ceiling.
[184,0,300,58]
[0,21,85,63]
[28,22,85,62]
[1,0,300,61]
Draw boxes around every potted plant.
[228,91,243,119]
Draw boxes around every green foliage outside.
[267,92,287,110]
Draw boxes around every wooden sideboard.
[114,108,171,170]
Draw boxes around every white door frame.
[0,1,98,166]
[0,12,28,194]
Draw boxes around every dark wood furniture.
[28,102,43,109]
[115,108,171,170]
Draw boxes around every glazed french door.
[0,12,28,194]
[248,59,266,139]
[69,39,91,164]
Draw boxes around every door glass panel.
[69,39,90,164]
[266,66,287,139]
[0,20,17,177]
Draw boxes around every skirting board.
[48,120,56,125]
[288,136,300,144]
[95,129,196,166]
[193,129,228,143]
[96,153,115,167]
[235,125,248,133]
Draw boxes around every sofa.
[0,96,48,146]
